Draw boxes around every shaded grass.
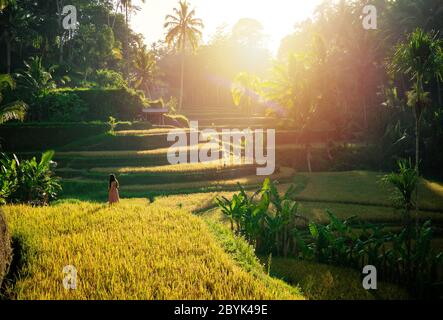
[59,167,295,200]
[268,257,409,300]
[89,160,255,174]
[57,166,260,185]
[2,199,304,300]
[297,201,443,225]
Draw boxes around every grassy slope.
[269,258,409,300]
[290,171,443,211]
[1,199,303,300]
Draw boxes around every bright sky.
[131,0,323,54]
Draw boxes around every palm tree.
[133,47,157,98]
[389,28,443,174]
[264,53,319,172]
[0,74,27,124]
[115,0,145,80]
[231,72,261,115]
[164,0,204,112]
[110,1,145,79]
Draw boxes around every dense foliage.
[0,150,61,205]
[216,176,443,298]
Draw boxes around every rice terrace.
[0,0,443,306]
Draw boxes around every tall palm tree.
[164,0,203,112]
[112,1,146,80]
[0,74,27,124]
[389,28,443,174]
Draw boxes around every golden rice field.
[115,128,191,136]
[56,144,206,158]
[63,167,295,193]
[120,167,295,191]
[2,198,304,300]
[90,159,253,174]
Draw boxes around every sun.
[132,0,322,54]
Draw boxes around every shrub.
[0,209,12,289]
[0,151,61,205]
[148,98,164,108]
[164,114,189,128]
[0,122,110,151]
[216,179,306,256]
[32,91,88,122]
[93,69,127,88]
[217,179,443,298]
[50,87,148,121]
[115,121,152,131]
[108,116,117,133]
[294,212,443,299]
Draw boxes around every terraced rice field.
[2,199,303,300]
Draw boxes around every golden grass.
[116,167,295,192]
[2,199,303,300]
[115,128,191,136]
[55,144,205,158]
[90,159,252,174]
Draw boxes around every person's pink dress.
[109,181,120,204]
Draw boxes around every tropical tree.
[231,72,261,115]
[114,0,146,80]
[133,46,157,98]
[0,0,28,73]
[0,74,27,124]
[15,56,56,101]
[264,50,322,172]
[164,0,204,111]
[389,28,443,174]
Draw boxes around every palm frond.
[0,101,28,124]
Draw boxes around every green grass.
[57,166,260,185]
[290,171,443,211]
[59,133,173,151]
[1,199,304,300]
[268,257,409,300]
[59,167,295,200]
[297,201,443,225]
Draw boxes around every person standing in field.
[108,174,120,205]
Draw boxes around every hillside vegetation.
[1,199,303,300]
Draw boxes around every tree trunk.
[125,4,130,81]
[179,46,185,112]
[59,37,64,65]
[56,0,64,65]
[438,79,442,107]
[306,144,312,173]
[112,2,122,30]
[5,33,11,74]
[415,115,420,174]
[415,114,420,229]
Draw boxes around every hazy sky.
[131,0,324,53]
